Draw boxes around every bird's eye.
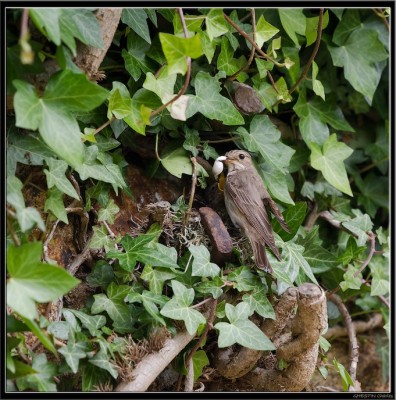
[239,153,245,160]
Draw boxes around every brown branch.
[151,8,192,117]
[229,8,256,81]
[184,157,198,224]
[328,293,359,389]
[354,232,376,277]
[223,13,283,67]
[91,117,115,136]
[304,203,319,230]
[6,215,21,246]
[373,8,390,31]
[43,219,60,263]
[20,8,29,39]
[289,8,324,95]
[324,312,383,339]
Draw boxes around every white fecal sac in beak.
[212,156,227,179]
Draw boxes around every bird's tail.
[251,241,273,274]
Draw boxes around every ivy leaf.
[273,202,307,241]
[121,9,151,44]
[89,225,117,252]
[328,28,388,102]
[255,15,279,48]
[86,262,114,290]
[89,349,118,379]
[340,264,362,291]
[294,91,354,147]
[44,187,68,223]
[58,332,88,373]
[242,288,276,319]
[16,354,57,392]
[342,211,373,246]
[159,33,203,75]
[7,242,80,320]
[281,241,318,285]
[91,283,134,334]
[160,281,206,335]
[198,31,218,63]
[186,71,244,125]
[214,302,275,350]
[195,277,224,299]
[141,265,176,295]
[192,350,209,381]
[44,158,79,199]
[188,244,220,278]
[143,69,177,103]
[29,9,61,45]
[205,9,228,41]
[65,309,106,337]
[238,115,295,173]
[217,36,245,76]
[43,70,109,112]
[12,80,41,130]
[310,134,353,196]
[312,61,325,100]
[228,266,261,292]
[98,199,120,224]
[161,147,193,178]
[305,11,329,46]
[278,9,306,46]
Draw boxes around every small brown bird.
[220,150,290,273]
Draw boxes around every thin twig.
[20,8,29,39]
[102,220,116,239]
[304,203,319,230]
[373,8,390,31]
[6,215,21,246]
[354,232,376,277]
[184,358,194,392]
[191,297,212,309]
[184,157,198,224]
[151,8,191,117]
[67,244,91,276]
[223,13,283,67]
[43,219,60,263]
[362,280,390,309]
[289,8,324,95]
[267,70,279,94]
[229,8,256,81]
[92,117,115,136]
[328,293,359,389]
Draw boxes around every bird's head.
[223,150,252,172]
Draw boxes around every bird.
[216,150,290,274]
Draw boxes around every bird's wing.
[225,172,280,259]
[254,173,290,234]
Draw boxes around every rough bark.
[75,8,122,79]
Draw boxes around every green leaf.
[214,302,275,350]
[58,333,88,373]
[30,9,61,45]
[255,15,279,48]
[370,256,389,296]
[278,9,306,46]
[333,358,354,391]
[305,11,329,46]
[340,264,362,291]
[195,277,223,299]
[242,288,275,319]
[217,36,245,76]
[98,199,120,224]
[186,71,244,125]
[342,212,373,246]
[237,115,295,173]
[174,13,204,34]
[39,104,84,168]
[121,9,151,44]
[141,265,176,295]
[44,187,68,224]
[160,281,206,335]
[332,9,362,46]
[89,225,116,252]
[43,70,109,112]
[16,354,57,392]
[44,158,79,199]
[89,349,118,379]
[12,80,41,130]
[310,134,353,196]
[205,8,228,41]
[192,350,209,381]
[188,244,220,278]
[294,91,354,147]
[7,242,79,320]
[228,266,261,292]
[161,147,193,178]
[86,262,114,290]
[22,317,57,355]
[159,33,203,75]
[91,284,134,334]
[273,202,307,241]
[198,31,217,63]
[65,309,106,336]
[282,241,318,285]
[328,28,388,102]
[312,61,325,100]
[143,68,177,103]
